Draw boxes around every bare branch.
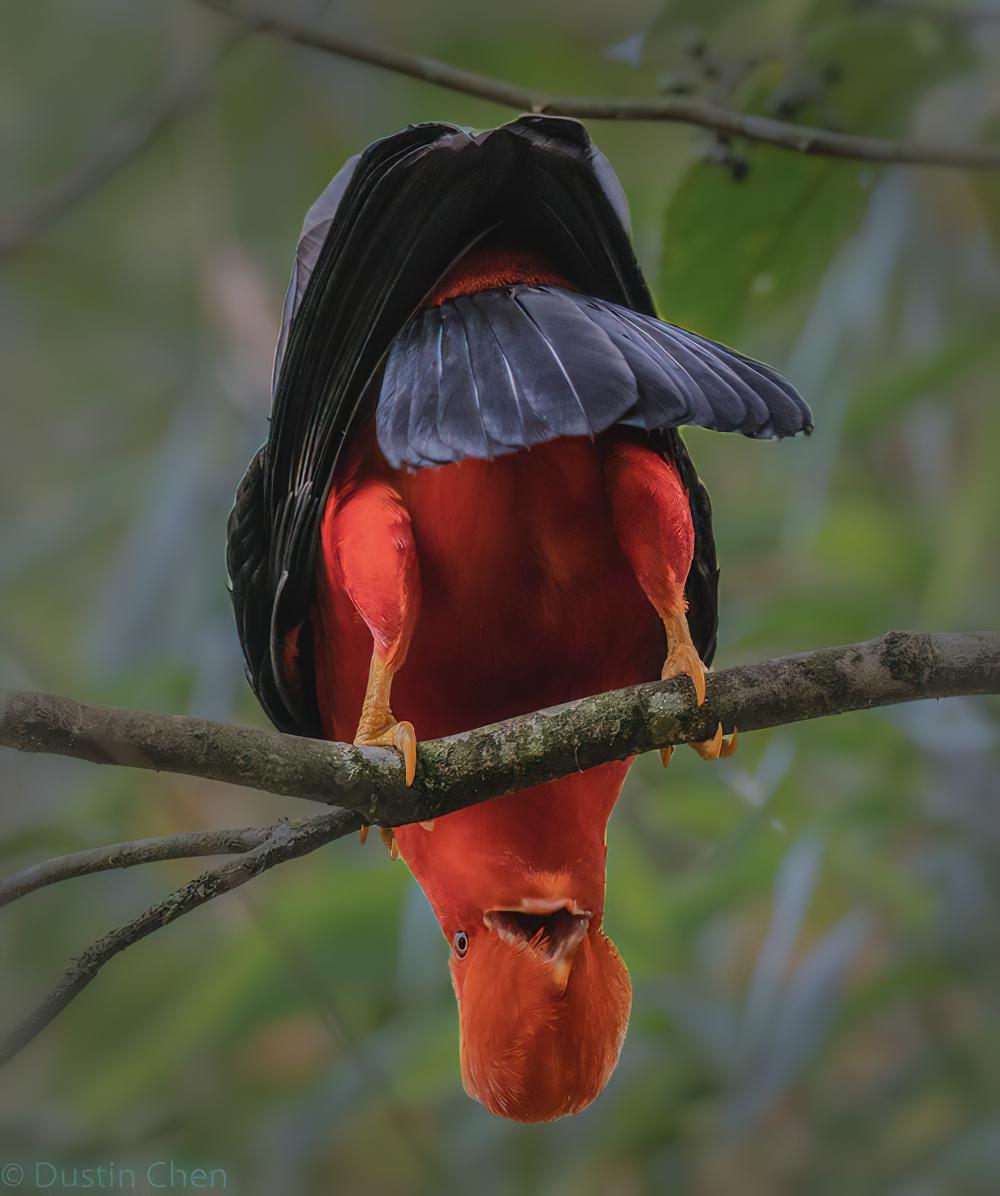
[0,823,292,907]
[2,632,997,829]
[0,809,360,1065]
[0,30,248,260]
[1,630,997,1063]
[197,0,1000,171]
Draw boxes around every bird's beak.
[483,898,591,993]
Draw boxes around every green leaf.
[658,12,969,345]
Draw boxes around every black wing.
[377,285,811,468]
[229,117,743,733]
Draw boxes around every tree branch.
[1,630,996,1064]
[2,631,997,829]
[0,810,360,1065]
[0,823,297,907]
[197,0,1000,171]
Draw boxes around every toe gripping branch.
[354,652,417,859]
[659,610,737,768]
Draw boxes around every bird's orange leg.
[321,478,422,853]
[604,438,736,764]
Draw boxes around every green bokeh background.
[2,1,998,1193]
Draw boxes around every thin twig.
[197,0,1000,170]
[0,809,360,1065]
[0,823,289,907]
[0,29,248,261]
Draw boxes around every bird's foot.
[659,725,737,768]
[690,724,738,761]
[661,635,707,707]
[379,827,399,860]
[354,711,415,857]
[658,613,736,766]
[354,714,417,787]
[357,824,399,859]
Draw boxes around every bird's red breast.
[312,432,666,916]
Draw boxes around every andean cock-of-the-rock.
[228,116,812,1122]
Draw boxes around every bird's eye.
[453,931,469,958]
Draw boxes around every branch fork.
[0,630,997,1064]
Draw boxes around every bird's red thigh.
[320,480,421,667]
[603,437,694,619]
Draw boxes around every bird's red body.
[229,119,809,1121]
[313,246,690,924]
[315,433,667,904]
[306,243,698,1120]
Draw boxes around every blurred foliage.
[658,8,969,344]
[1,1,998,1194]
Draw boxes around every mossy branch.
[2,631,996,827]
[0,629,997,1064]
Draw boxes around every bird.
[227,116,812,1123]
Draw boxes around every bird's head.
[394,772,633,1122]
[446,893,631,1122]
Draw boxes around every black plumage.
[227,116,808,736]
[376,285,812,469]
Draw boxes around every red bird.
[228,118,811,1122]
